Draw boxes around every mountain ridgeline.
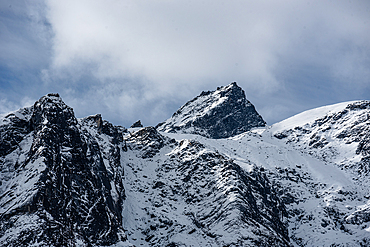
[0,94,126,246]
[1,83,370,246]
[156,82,266,138]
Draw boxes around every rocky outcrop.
[272,100,370,177]
[123,130,290,246]
[130,120,143,128]
[157,82,266,139]
[0,94,128,246]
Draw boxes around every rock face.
[156,82,266,138]
[130,120,143,128]
[0,94,128,246]
[122,132,289,246]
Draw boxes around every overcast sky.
[1,0,370,127]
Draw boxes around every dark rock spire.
[157,82,266,139]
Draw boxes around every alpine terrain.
[0,82,369,246]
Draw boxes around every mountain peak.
[157,82,266,139]
[30,93,77,131]
[0,93,127,246]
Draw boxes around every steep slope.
[157,82,266,139]
[122,127,289,246]
[266,100,370,245]
[270,100,370,181]
[157,100,370,246]
[161,130,369,246]
[0,94,130,246]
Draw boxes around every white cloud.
[0,96,35,115]
[46,1,286,85]
[10,0,369,125]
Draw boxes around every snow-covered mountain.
[271,100,370,181]
[156,82,266,139]
[0,94,128,246]
[1,84,370,246]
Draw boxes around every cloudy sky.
[1,0,370,127]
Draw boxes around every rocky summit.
[156,82,266,139]
[0,94,127,246]
[1,84,370,247]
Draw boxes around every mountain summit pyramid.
[157,82,266,138]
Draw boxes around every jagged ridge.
[157,82,266,139]
[2,88,370,247]
[0,94,128,246]
[122,129,289,246]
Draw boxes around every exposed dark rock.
[346,205,370,224]
[0,107,33,157]
[273,100,370,176]
[131,120,143,128]
[157,82,266,139]
[127,134,290,246]
[126,126,176,159]
[0,94,127,246]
